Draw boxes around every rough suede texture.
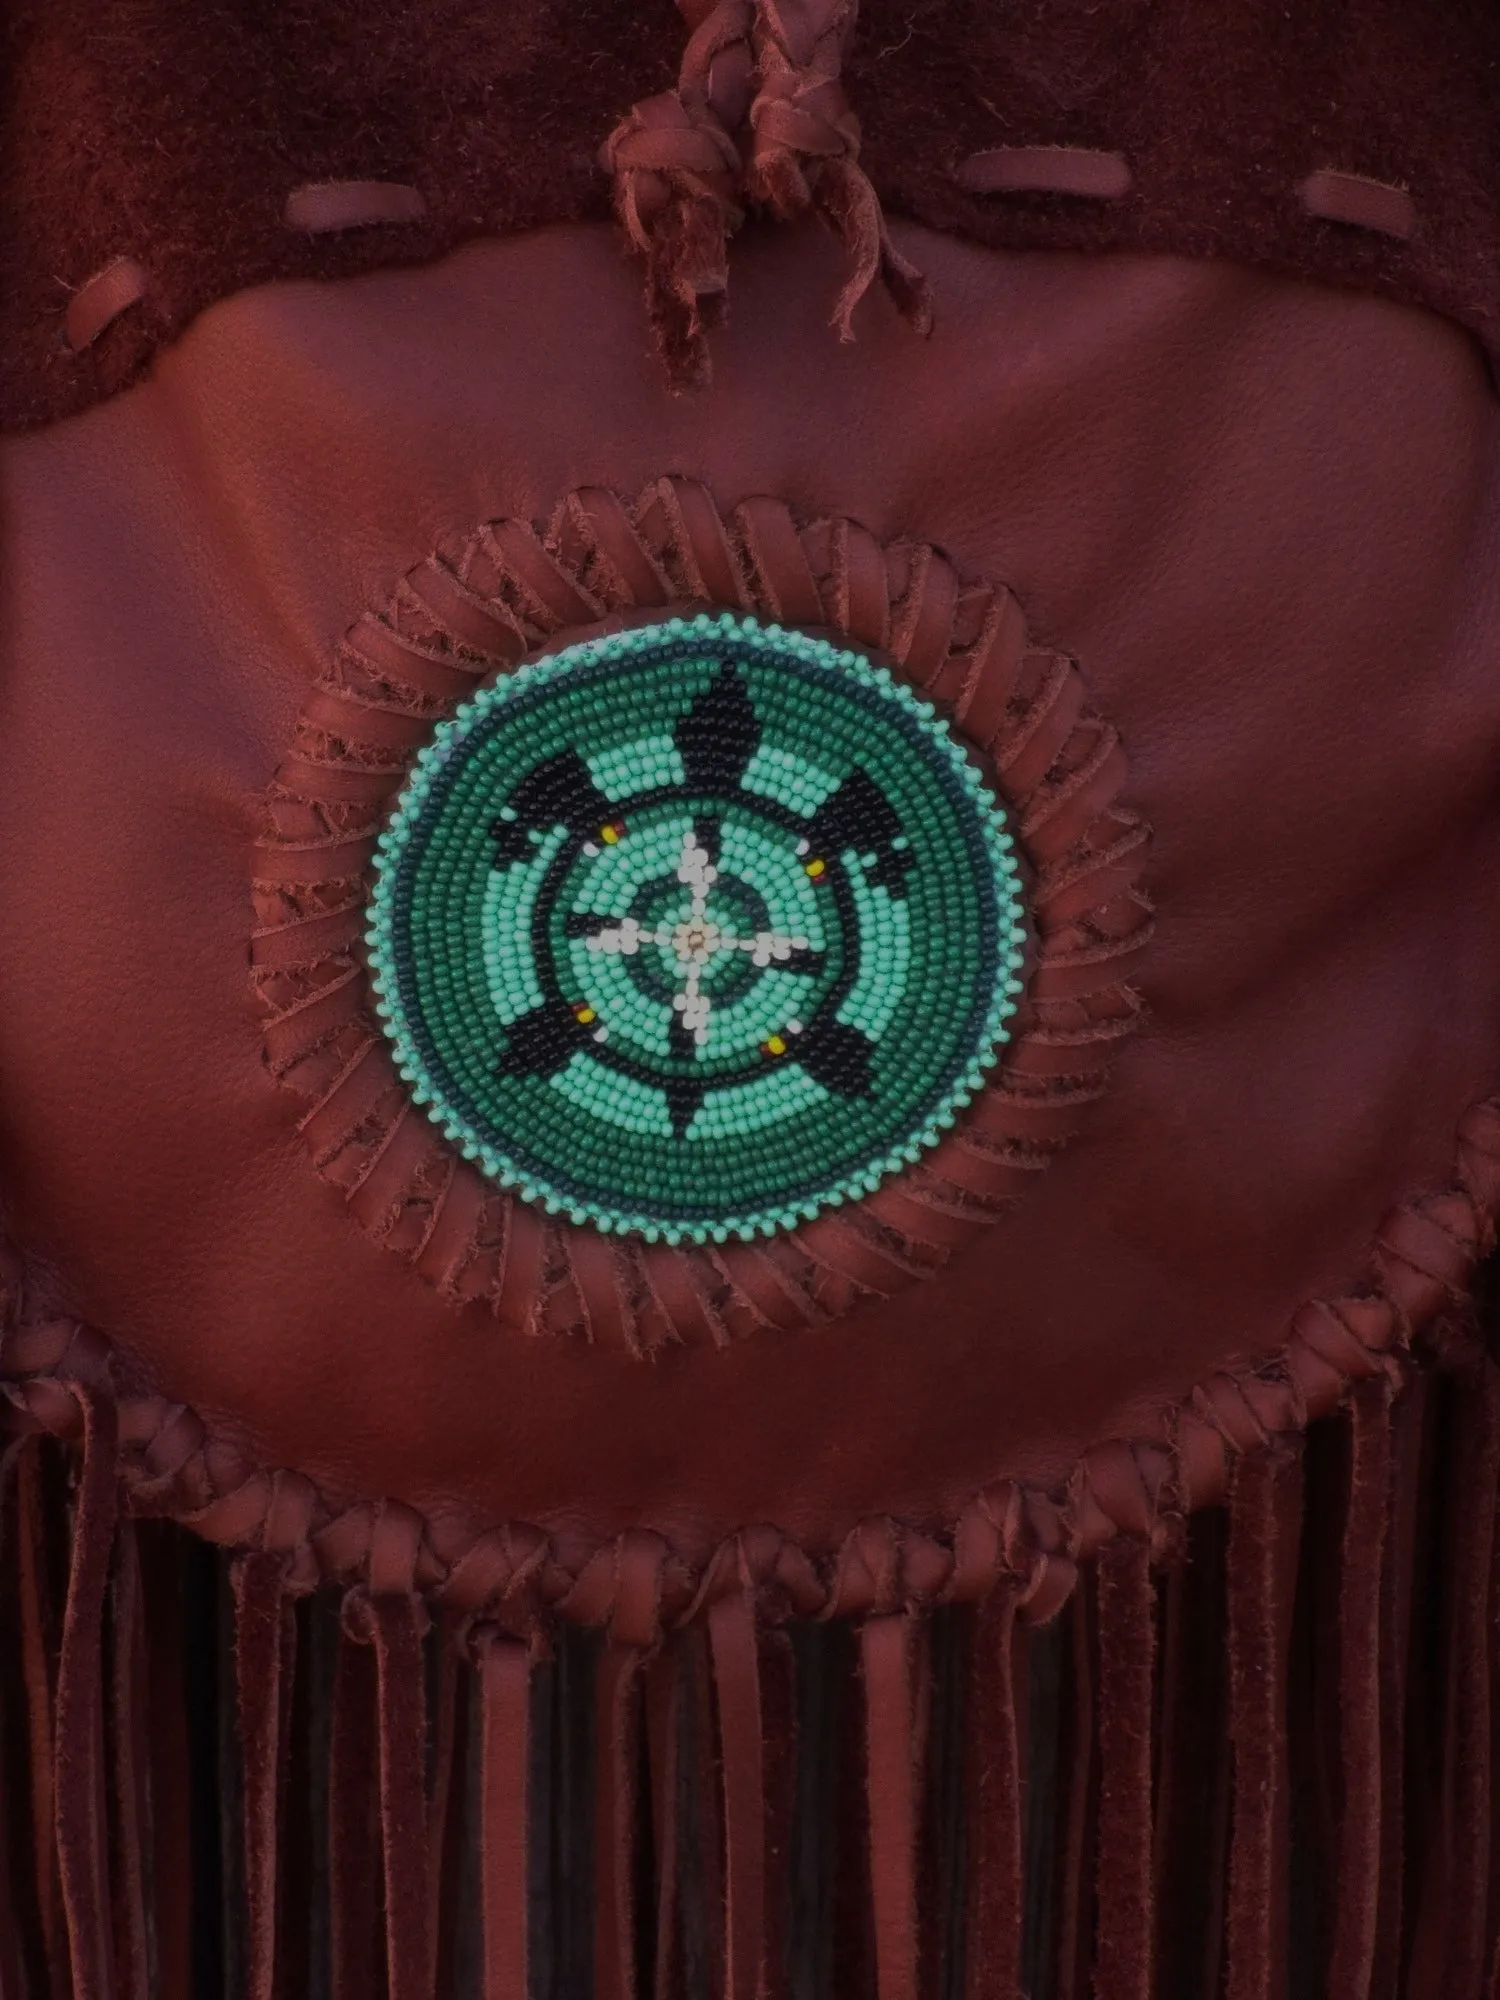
[2,0,1499,433]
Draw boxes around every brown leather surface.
[9,0,1500,436]
[2,220,1499,1568]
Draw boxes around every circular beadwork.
[366,612,1028,1243]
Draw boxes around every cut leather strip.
[952,596,1030,750]
[863,1612,922,2000]
[484,519,602,630]
[1053,1581,1097,2000]
[924,1138,1036,1204]
[733,497,826,628]
[297,1039,391,1163]
[712,1242,817,1333]
[595,1639,646,2000]
[1031,935,1148,1005]
[329,1623,382,2000]
[253,834,376,888]
[569,1229,633,1351]
[1300,170,1417,241]
[254,902,368,973]
[861,1180,980,1254]
[490,1200,548,1327]
[426,1632,466,1999]
[709,1589,769,2000]
[1409,1359,1500,1993]
[796,1214,920,1293]
[649,477,752,609]
[759,1622,797,2000]
[263,967,365,1070]
[476,1630,531,2000]
[1327,1376,1393,2000]
[348,618,485,702]
[107,1522,151,2000]
[1371,1378,1427,2000]
[53,1386,118,2000]
[956,147,1133,201]
[17,1440,72,1999]
[407,561,530,661]
[369,1593,434,2000]
[0,1450,30,2000]
[134,1526,199,2000]
[645,1643,684,2000]
[890,547,960,690]
[1001,1018,1139,1080]
[8,1459,59,1965]
[1152,1512,1231,2000]
[827,516,890,650]
[748,3,932,344]
[569,488,674,605]
[1225,1442,1305,2000]
[1092,1536,1155,2000]
[964,1588,1023,2000]
[1024,732,1130,852]
[1033,817,1150,907]
[346,1104,441,1230]
[997,659,1087,792]
[963,1082,1101,1146]
[275,754,403,806]
[284,180,427,232]
[632,1236,723,1346]
[65,257,149,352]
[413,1161,486,1291]
[233,1550,296,2000]
[300,684,439,750]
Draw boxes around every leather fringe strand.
[5,1371,1500,1995]
[603,0,930,384]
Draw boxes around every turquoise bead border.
[364,611,1029,1245]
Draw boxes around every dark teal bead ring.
[366,613,1028,1243]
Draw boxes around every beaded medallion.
[366,612,1027,1243]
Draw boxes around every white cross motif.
[585,829,811,1049]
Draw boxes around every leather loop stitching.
[65,257,150,353]
[253,478,1150,1349]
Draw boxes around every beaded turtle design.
[366,612,1027,1243]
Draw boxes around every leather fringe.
[963,1586,1023,2000]
[8,1368,1500,1994]
[370,1592,435,2000]
[595,1634,647,2000]
[1092,1535,1156,2000]
[233,1549,297,2000]
[862,1610,925,2000]
[1224,1441,1305,2000]
[108,1521,152,2000]
[1328,1376,1395,1999]
[470,1630,526,1999]
[328,1612,382,2000]
[707,1589,771,2000]
[54,1385,120,2000]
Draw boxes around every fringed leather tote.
[4,2,1500,1996]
